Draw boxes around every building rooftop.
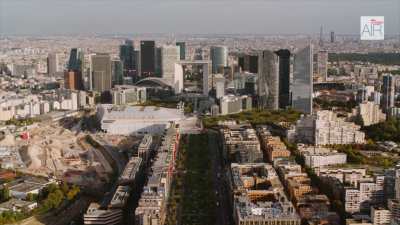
[109,186,130,208]
[119,157,142,183]
[98,104,184,121]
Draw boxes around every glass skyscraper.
[112,60,124,86]
[176,42,186,60]
[382,74,395,113]
[275,49,291,109]
[119,40,135,76]
[68,48,84,72]
[140,40,155,76]
[210,46,228,74]
[258,50,279,110]
[154,47,162,76]
[292,45,313,114]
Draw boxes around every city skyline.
[1,0,399,36]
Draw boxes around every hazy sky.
[0,0,399,36]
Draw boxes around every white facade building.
[300,146,347,168]
[111,85,146,105]
[295,110,365,145]
[371,206,391,225]
[220,95,252,115]
[97,105,185,135]
[345,176,385,213]
[356,101,386,126]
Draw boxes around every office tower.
[247,55,258,73]
[68,48,84,72]
[258,50,279,110]
[119,40,135,76]
[238,55,245,71]
[292,45,313,114]
[47,53,58,76]
[194,48,203,60]
[210,46,228,74]
[382,74,395,113]
[176,42,186,60]
[140,40,155,76]
[155,47,162,76]
[330,31,335,43]
[64,71,82,90]
[112,60,124,86]
[161,45,180,81]
[134,50,141,80]
[90,53,112,92]
[275,49,291,109]
[239,54,258,73]
[215,76,225,99]
[316,50,328,81]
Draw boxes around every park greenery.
[0,187,10,203]
[363,118,400,143]
[137,99,180,108]
[203,109,302,128]
[331,144,396,168]
[314,98,357,112]
[5,117,39,127]
[0,183,80,225]
[166,133,216,225]
[328,52,400,65]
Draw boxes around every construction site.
[7,119,139,190]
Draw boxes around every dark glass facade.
[140,40,155,76]
[275,49,291,109]
[176,42,186,60]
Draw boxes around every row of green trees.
[332,144,396,168]
[5,117,39,127]
[166,134,216,225]
[0,183,80,225]
[314,98,357,112]
[203,109,302,128]
[328,53,400,65]
[363,118,400,143]
[34,183,80,214]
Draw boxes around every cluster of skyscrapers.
[256,45,313,114]
[58,39,315,116]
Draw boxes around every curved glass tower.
[210,46,228,74]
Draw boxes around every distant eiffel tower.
[319,25,324,47]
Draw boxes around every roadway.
[208,130,232,225]
[91,135,126,174]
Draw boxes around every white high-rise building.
[356,101,386,126]
[161,45,180,81]
[214,74,225,99]
[316,50,328,81]
[47,53,59,76]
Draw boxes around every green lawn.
[166,134,216,225]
